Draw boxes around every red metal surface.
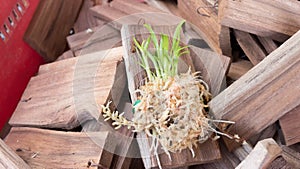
[0,0,43,130]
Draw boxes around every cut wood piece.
[145,0,181,16]
[24,0,83,62]
[73,0,104,33]
[55,50,74,61]
[279,105,300,146]
[218,0,299,41]
[4,127,116,169]
[249,124,277,146]
[267,156,294,169]
[210,30,300,145]
[190,141,241,169]
[236,139,282,169]
[67,25,122,56]
[184,24,211,50]
[0,139,30,169]
[234,30,267,65]
[281,145,300,168]
[90,4,181,30]
[190,46,230,96]
[178,0,231,56]
[121,24,221,168]
[9,47,123,129]
[227,60,253,81]
[110,0,162,14]
[257,36,278,55]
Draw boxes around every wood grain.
[4,127,115,169]
[227,60,253,81]
[257,36,278,55]
[24,0,83,62]
[0,139,30,169]
[73,0,104,33]
[67,25,122,57]
[121,24,222,168]
[178,0,231,56]
[234,30,267,65]
[9,47,123,129]
[279,105,300,146]
[210,30,300,142]
[219,0,299,41]
[236,139,281,169]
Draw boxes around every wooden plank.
[24,0,83,62]
[0,139,30,169]
[279,105,300,146]
[9,47,123,129]
[90,4,181,30]
[267,156,294,169]
[55,50,74,61]
[218,0,299,40]
[4,127,115,169]
[67,25,122,57]
[190,141,241,169]
[73,0,104,33]
[234,30,267,65]
[236,139,282,169]
[281,145,300,168]
[190,46,230,96]
[178,0,231,56]
[110,0,162,14]
[248,124,277,146]
[210,30,300,143]
[227,60,253,81]
[257,36,278,55]
[121,24,221,168]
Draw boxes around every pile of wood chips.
[1,0,300,169]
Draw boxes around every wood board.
[218,0,299,41]
[279,105,300,146]
[4,127,115,169]
[9,47,123,129]
[210,30,300,146]
[0,139,30,169]
[24,0,83,62]
[178,0,232,56]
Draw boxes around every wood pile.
[1,0,300,168]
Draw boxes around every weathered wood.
[111,0,162,14]
[0,139,30,169]
[73,0,104,33]
[249,124,277,146]
[55,50,74,61]
[257,36,278,55]
[219,0,299,41]
[234,30,267,65]
[236,139,282,169]
[184,24,211,50]
[279,105,300,146]
[178,0,231,56]
[267,156,293,169]
[190,46,230,97]
[121,24,221,168]
[190,141,241,169]
[67,25,122,56]
[90,4,181,30]
[281,145,300,168]
[210,30,300,144]
[9,47,123,129]
[227,59,253,81]
[24,0,83,62]
[281,146,300,168]
[4,127,115,169]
